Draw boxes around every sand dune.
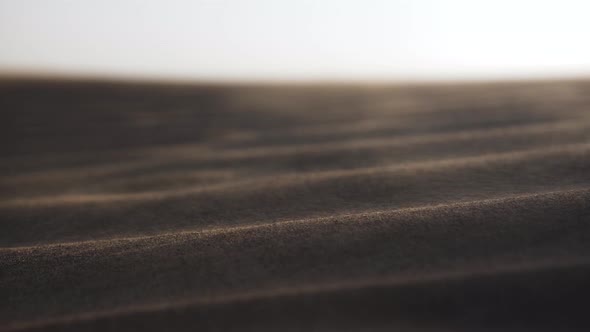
[2,79,590,331]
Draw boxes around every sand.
[1,79,590,331]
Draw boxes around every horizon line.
[2,68,590,87]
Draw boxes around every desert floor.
[2,79,590,331]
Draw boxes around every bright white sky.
[1,0,590,81]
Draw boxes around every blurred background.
[1,0,590,82]
[4,2,590,331]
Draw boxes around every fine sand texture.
[2,79,590,331]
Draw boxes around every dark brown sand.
[1,79,590,331]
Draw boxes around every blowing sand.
[1,79,590,331]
